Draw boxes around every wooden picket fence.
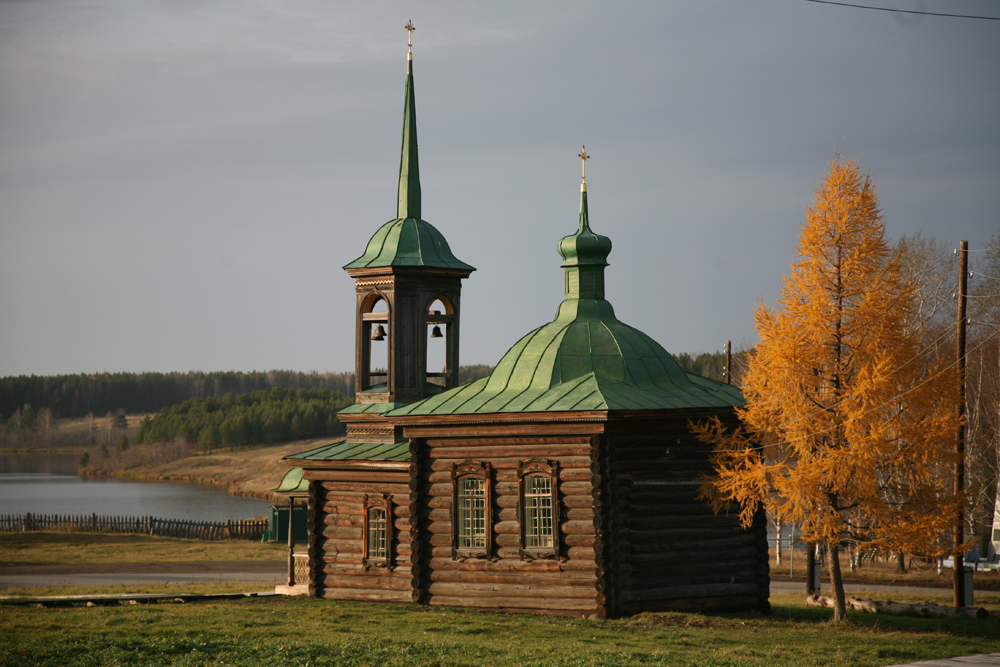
[0,512,267,541]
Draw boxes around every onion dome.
[557,147,612,299]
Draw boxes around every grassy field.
[3,534,1000,666]
[2,592,1000,667]
[0,531,286,566]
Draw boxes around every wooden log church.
[281,23,770,618]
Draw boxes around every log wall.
[309,469,413,603]
[417,435,602,617]
[604,414,770,615]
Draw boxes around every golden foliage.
[698,156,963,559]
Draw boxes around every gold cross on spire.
[403,21,416,61]
[578,146,590,191]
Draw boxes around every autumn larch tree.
[697,156,962,621]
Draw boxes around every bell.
[430,325,443,339]
[371,324,386,341]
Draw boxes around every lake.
[0,453,272,521]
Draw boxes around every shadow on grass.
[735,603,1000,640]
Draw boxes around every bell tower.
[342,21,474,429]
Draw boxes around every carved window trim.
[362,492,393,570]
[451,460,492,559]
[518,458,560,560]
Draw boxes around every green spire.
[558,147,611,300]
[397,20,420,220]
[343,22,474,274]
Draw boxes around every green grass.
[2,594,999,667]
[3,533,999,665]
[0,531,286,565]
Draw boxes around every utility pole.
[288,497,296,587]
[725,340,732,385]
[954,240,968,607]
[775,518,782,566]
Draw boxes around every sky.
[1,0,998,378]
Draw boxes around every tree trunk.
[895,550,907,573]
[827,540,847,621]
[806,542,817,595]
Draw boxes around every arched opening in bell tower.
[426,296,453,389]
[361,294,390,392]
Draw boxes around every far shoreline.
[7,439,323,500]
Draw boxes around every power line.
[743,334,994,450]
[728,317,965,440]
[801,0,1000,20]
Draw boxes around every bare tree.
[37,407,57,444]
[895,231,957,331]
[967,230,1000,554]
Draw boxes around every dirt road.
[0,560,285,588]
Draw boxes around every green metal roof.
[285,439,411,463]
[388,186,744,418]
[344,217,475,270]
[339,401,411,415]
[272,467,309,495]
[343,55,473,273]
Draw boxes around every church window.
[452,460,492,557]
[457,477,486,547]
[523,475,553,548]
[368,508,387,557]
[518,459,559,558]
[362,493,392,568]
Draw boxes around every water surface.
[0,454,271,521]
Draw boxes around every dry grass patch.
[101,440,324,496]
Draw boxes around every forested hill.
[133,387,353,448]
[0,370,352,421]
[0,366,499,423]
[0,357,727,424]
[671,352,730,383]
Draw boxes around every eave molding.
[287,460,410,472]
[345,266,473,280]
[390,410,609,428]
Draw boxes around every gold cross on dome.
[405,20,415,47]
[578,146,590,182]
